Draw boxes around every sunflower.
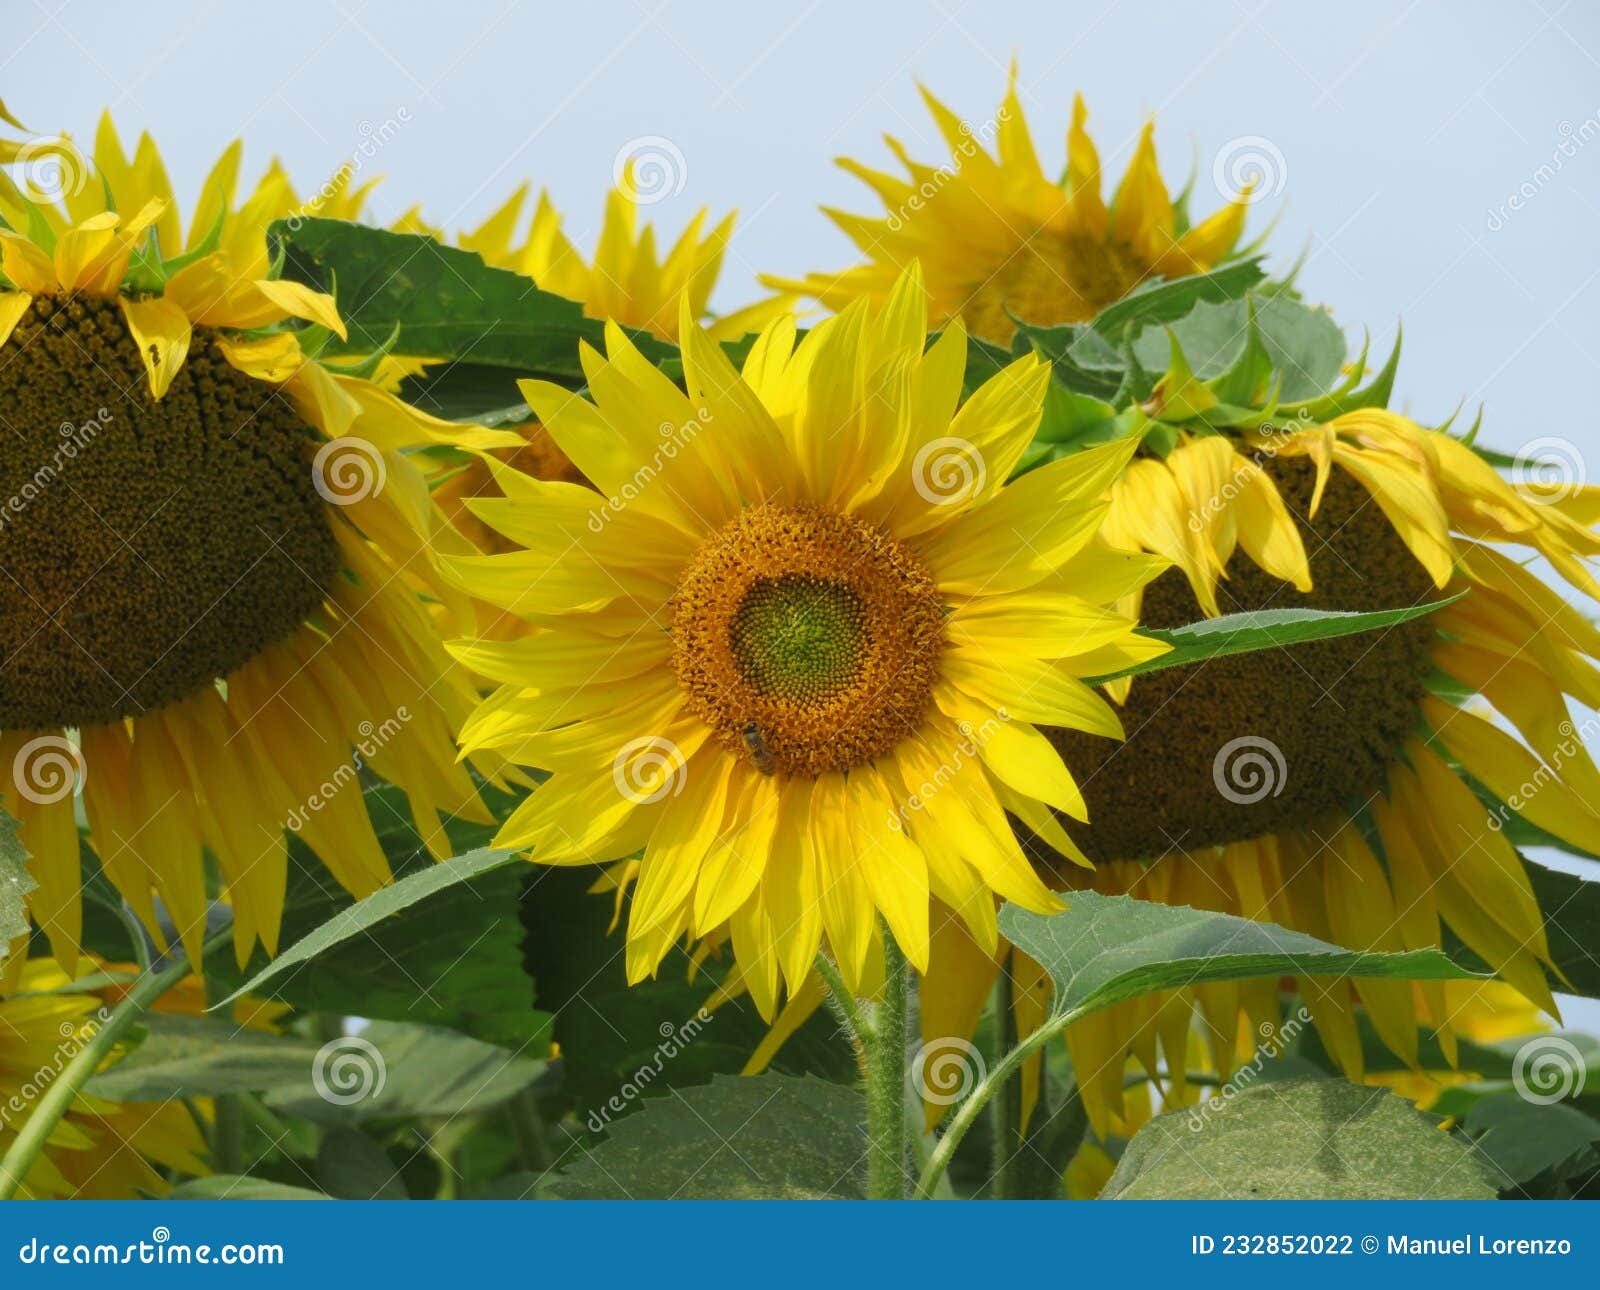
[0,955,208,1199]
[763,67,1250,344]
[0,112,515,972]
[398,169,789,345]
[443,263,1170,1008]
[406,173,792,631]
[914,409,1600,1136]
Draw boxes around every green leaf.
[1463,1092,1600,1187]
[400,361,533,424]
[1087,596,1463,684]
[551,1073,867,1199]
[0,804,36,961]
[1090,258,1268,340]
[262,1021,545,1125]
[166,1176,330,1200]
[1131,293,1347,404]
[1524,859,1600,999]
[1102,1078,1499,1199]
[84,1015,324,1102]
[271,217,675,383]
[1002,892,1482,1032]
[316,1127,409,1199]
[521,867,857,1118]
[214,844,518,1013]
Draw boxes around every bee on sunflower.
[763,65,1251,344]
[442,262,1170,1011]
[0,110,518,972]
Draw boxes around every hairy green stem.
[0,946,207,1200]
[813,952,874,1047]
[865,928,909,1200]
[990,959,1023,1199]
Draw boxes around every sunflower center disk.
[672,504,945,778]
[1039,458,1436,865]
[0,295,340,729]
[963,230,1146,342]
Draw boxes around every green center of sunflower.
[730,576,867,706]
[671,504,945,778]
[1033,456,1436,866]
[0,294,340,730]
[963,229,1148,344]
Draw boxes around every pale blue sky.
[7,0,1598,455]
[8,0,1600,1033]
